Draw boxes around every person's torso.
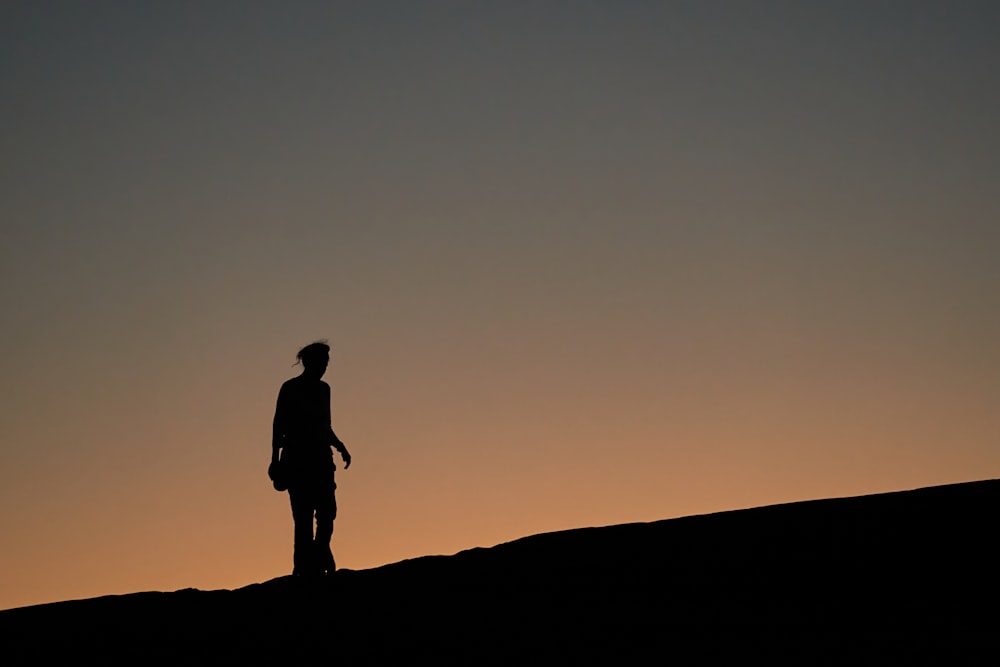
[279,376,330,444]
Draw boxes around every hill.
[2,480,997,665]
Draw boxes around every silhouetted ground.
[2,480,997,665]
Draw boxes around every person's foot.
[316,547,336,576]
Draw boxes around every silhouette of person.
[271,341,352,576]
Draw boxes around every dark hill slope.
[3,480,998,665]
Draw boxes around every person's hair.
[295,340,330,367]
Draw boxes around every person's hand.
[342,449,352,470]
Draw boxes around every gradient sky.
[2,1,998,610]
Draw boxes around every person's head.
[296,340,330,378]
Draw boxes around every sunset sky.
[2,1,998,610]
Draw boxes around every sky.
[2,1,998,610]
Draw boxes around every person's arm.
[324,383,352,469]
[272,385,286,465]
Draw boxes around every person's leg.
[314,479,338,574]
[289,486,317,576]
